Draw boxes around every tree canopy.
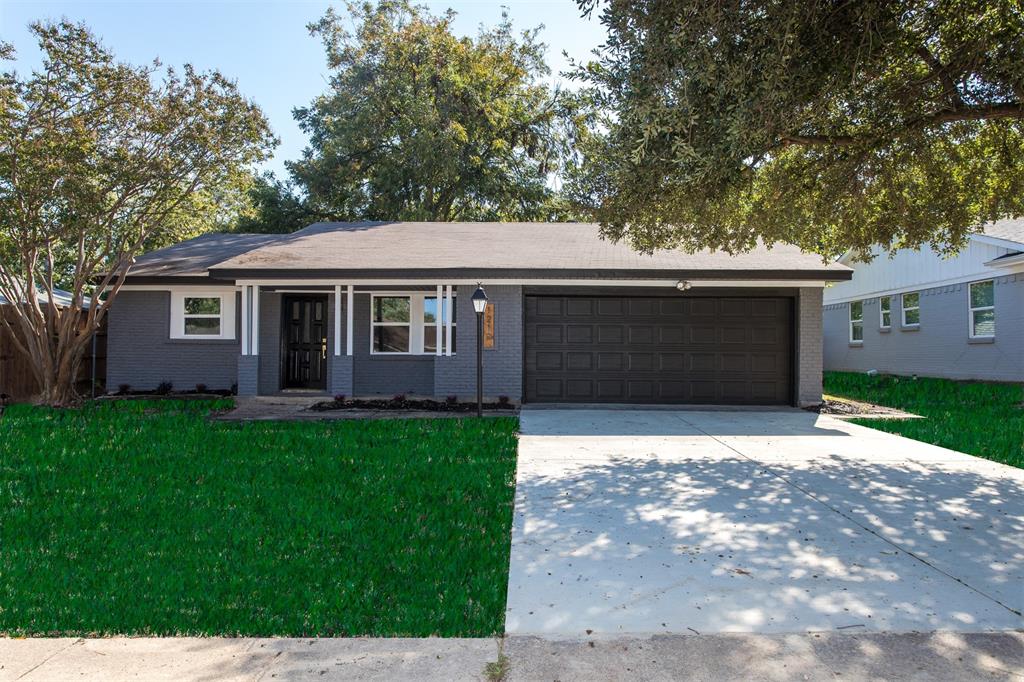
[571,0,1024,259]
[244,0,580,229]
[0,21,275,404]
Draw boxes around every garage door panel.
[525,295,793,405]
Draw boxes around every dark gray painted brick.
[106,290,240,392]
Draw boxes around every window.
[169,290,235,340]
[371,293,457,355]
[184,297,222,335]
[879,296,891,329]
[969,280,995,338]
[372,296,411,353]
[423,295,456,354]
[849,300,864,342]
[901,292,920,327]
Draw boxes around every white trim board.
[823,272,1013,305]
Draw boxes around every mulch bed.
[805,396,916,418]
[310,397,517,413]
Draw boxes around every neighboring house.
[107,222,851,406]
[823,219,1024,382]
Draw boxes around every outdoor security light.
[676,280,692,292]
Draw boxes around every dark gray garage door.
[524,295,793,405]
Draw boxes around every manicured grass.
[824,372,1024,469]
[0,400,519,637]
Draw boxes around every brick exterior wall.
[351,293,436,396]
[823,274,1024,381]
[796,287,824,406]
[107,290,240,392]
[109,284,827,405]
[433,285,523,402]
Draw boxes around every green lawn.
[823,371,1024,469]
[0,400,519,637]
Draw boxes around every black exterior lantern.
[471,284,488,416]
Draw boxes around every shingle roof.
[128,233,280,279]
[981,218,1024,247]
[203,222,850,280]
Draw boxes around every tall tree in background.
[0,21,275,405]
[572,0,1024,259]
[279,0,578,224]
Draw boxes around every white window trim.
[901,292,920,327]
[968,280,995,339]
[369,293,456,355]
[879,295,891,329]
[849,300,864,343]
[169,289,236,340]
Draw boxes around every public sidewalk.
[3,632,1023,681]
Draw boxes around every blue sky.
[1,1,608,177]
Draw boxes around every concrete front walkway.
[3,633,1023,681]
[506,408,1024,636]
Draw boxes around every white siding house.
[823,219,1024,382]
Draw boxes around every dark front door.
[281,295,328,390]
[524,294,794,405]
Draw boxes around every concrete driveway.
[505,407,1024,636]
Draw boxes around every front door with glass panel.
[281,295,327,390]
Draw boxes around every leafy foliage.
[572,0,1024,259]
[0,400,520,636]
[274,0,581,225]
[0,21,275,404]
[824,372,1023,468]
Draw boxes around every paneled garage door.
[524,295,793,404]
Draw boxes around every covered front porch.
[234,281,510,399]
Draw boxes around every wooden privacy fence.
[0,306,107,402]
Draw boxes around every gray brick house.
[108,222,851,406]
[823,219,1024,382]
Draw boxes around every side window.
[969,280,995,338]
[170,290,235,340]
[901,292,920,327]
[849,300,864,342]
[879,296,891,329]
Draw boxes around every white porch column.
[346,284,354,356]
[435,284,443,356]
[444,285,453,356]
[240,285,250,355]
[334,284,342,355]
[251,285,260,355]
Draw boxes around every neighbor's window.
[372,296,411,353]
[969,280,995,338]
[902,292,920,327]
[849,300,864,342]
[183,297,222,335]
[423,295,456,354]
[879,295,891,329]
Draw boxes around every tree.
[571,0,1024,259]
[288,0,580,222]
[0,21,275,405]
[232,172,320,234]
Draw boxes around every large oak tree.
[571,0,1024,259]
[282,0,579,225]
[0,21,275,405]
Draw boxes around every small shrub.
[333,394,346,403]
[497,395,511,407]
[391,393,407,405]
[230,383,238,395]
[195,383,208,394]
[445,395,458,405]
[155,381,173,395]
[117,383,131,395]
